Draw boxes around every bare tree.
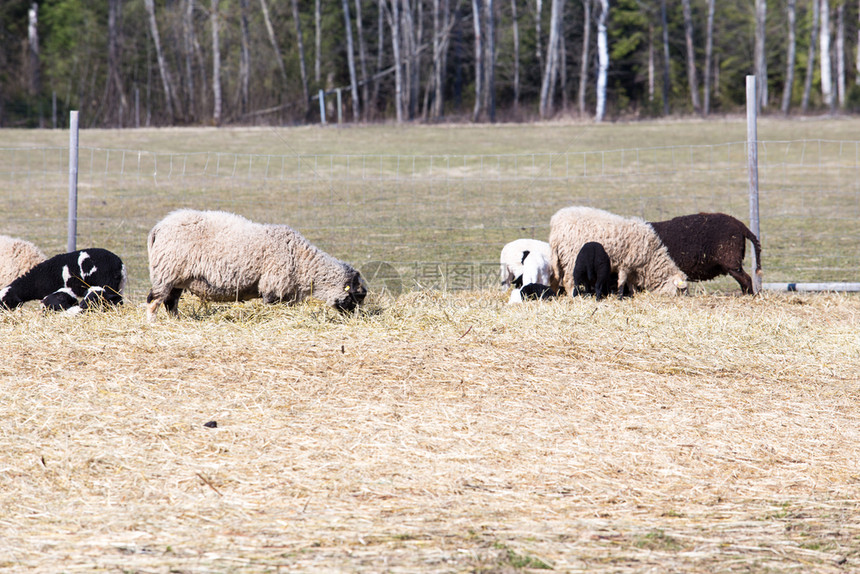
[388,0,404,122]
[535,0,544,76]
[510,0,520,112]
[595,0,608,121]
[781,0,797,114]
[238,0,250,116]
[27,3,40,97]
[681,0,700,114]
[354,0,370,118]
[106,0,128,125]
[183,0,197,121]
[372,0,386,116]
[578,0,591,116]
[836,1,845,107]
[211,0,222,124]
[648,21,654,103]
[342,0,361,120]
[291,0,311,114]
[703,0,714,114]
[539,0,562,118]
[259,0,288,89]
[483,0,496,121]
[315,0,322,84]
[472,0,484,121]
[802,0,819,111]
[660,0,670,115]
[820,0,833,111]
[754,0,767,109]
[857,0,860,86]
[144,0,176,121]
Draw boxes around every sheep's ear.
[521,250,530,264]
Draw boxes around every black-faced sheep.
[572,241,612,300]
[500,239,551,287]
[509,283,556,304]
[549,206,688,297]
[146,209,368,321]
[40,288,79,311]
[648,212,763,294]
[0,235,46,287]
[0,248,127,310]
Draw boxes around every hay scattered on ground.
[1,290,858,572]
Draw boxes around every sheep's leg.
[616,269,628,298]
[727,267,754,295]
[163,288,183,315]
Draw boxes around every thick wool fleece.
[549,206,687,296]
[0,235,46,287]
[649,212,762,294]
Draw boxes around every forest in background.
[2,0,860,128]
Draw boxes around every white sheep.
[0,235,46,287]
[549,206,687,297]
[499,238,551,287]
[521,250,551,286]
[146,209,368,321]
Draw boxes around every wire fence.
[1,140,859,298]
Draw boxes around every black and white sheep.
[509,283,557,304]
[648,212,763,294]
[549,206,688,297]
[499,239,551,287]
[572,241,613,300]
[146,209,368,321]
[0,235,46,287]
[0,248,127,311]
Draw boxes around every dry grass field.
[1,289,859,572]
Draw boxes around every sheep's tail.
[743,224,763,276]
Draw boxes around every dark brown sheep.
[648,213,762,294]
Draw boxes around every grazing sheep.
[500,239,551,287]
[550,206,687,297]
[648,212,763,294]
[572,241,613,300]
[509,283,556,304]
[521,250,552,287]
[0,235,46,287]
[0,248,127,310]
[146,209,368,321]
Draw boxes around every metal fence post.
[319,90,326,125]
[67,111,79,253]
[746,75,762,294]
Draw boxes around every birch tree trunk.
[660,0,670,115]
[315,0,322,83]
[681,0,700,113]
[802,0,819,111]
[820,0,833,111]
[511,0,520,112]
[703,0,715,114]
[238,0,250,116]
[836,2,845,107]
[472,0,484,121]
[595,0,608,122]
[559,1,568,111]
[183,0,196,121]
[354,0,370,118]
[373,0,385,116]
[484,0,496,121]
[144,0,175,121]
[27,3,40,97]
[780,0,796,114]
[578,0,591,116]
[535,0,544,77]
[389,0,404,123]
[754,0,767,109]
[259,0,288,88]
[857,0,860,85]
[342,0,361,120]
[648,22,654,102]
[289,0,310,114]
[107,0,127,125]
[401,0,415,119]
[211,0,221,125]
[539,0,561,118]
[431,0,451,119]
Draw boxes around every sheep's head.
[659,274,688,296]
[0,286,22,309]
[330,264,368,312]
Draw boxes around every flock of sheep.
[0,205,762,317]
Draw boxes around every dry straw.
[1,289,858,572]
